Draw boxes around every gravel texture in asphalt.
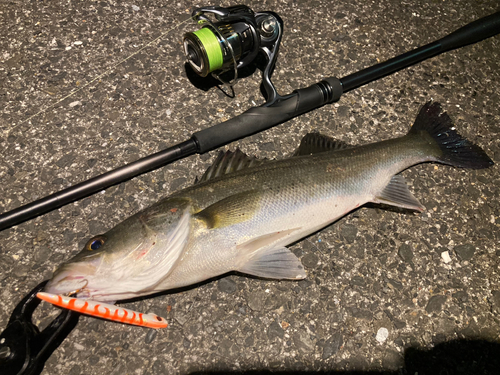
[1,0,499,374]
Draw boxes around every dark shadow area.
[404,338,500,374]
[364,202,417,215]
[184,62,224,91]
[189,339,500,375]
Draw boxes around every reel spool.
[184,5,282,97]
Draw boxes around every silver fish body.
[45,102,493,302]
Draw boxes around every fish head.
[45,201,191,302]
[44,230,133,301]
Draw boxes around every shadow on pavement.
[189,338,500,374]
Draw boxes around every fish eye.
[86,236,106,251]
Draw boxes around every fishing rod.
[0,5,499,375]
[0,6,499,231]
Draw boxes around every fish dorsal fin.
[373,175,425,212]
[196,149,266,184]
[293,132,351,156]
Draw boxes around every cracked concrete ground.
[1,0,499,374]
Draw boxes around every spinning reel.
[183,5,283,103]
[2,7,500,373]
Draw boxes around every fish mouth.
[44,272,118,301]
[66,278,88,297]
[73,284,91,299]
[45,260,99,295]
[44,275,89,296]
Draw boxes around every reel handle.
[1,10,499,231]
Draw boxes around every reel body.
[183,5,283,102]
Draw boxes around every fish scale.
[44,102,492,309]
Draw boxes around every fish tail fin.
[408,102,493,169]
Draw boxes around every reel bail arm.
[0,9,499,230]
[184,5,284,98]
[0,9,499,374]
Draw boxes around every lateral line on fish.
[37,292,168,329]
[43,102,493,304]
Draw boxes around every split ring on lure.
[37,292,168,329]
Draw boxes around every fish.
[44,102,493,305]
[37,292,168,329]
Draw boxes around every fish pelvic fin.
[238,246,307,280]
[374,175,425,212]
[409,102,493,169]
[235,228,306,280]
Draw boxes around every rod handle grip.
[192,78,342,153]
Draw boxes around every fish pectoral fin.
[196,190,261,229]
[373,175,425,212]
[238,246,307,280]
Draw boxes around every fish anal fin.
[238,246,306,280]
[196,190,262,229]
[373,175,425,212]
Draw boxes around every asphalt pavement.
[1,0,499,374]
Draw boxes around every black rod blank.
[340,11,500,93]
[0,140,198,231]
[0,11,499,231]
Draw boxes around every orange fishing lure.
[37,292,168,329]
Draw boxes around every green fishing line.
[192,28,223,72]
